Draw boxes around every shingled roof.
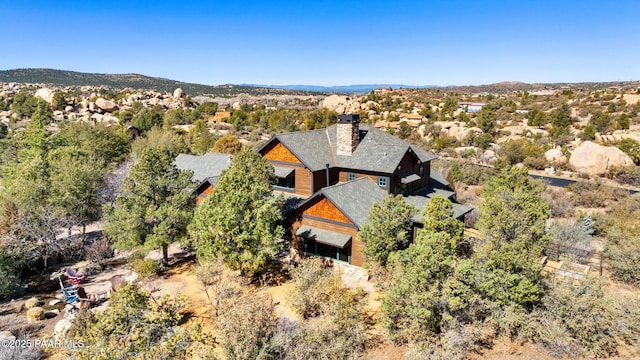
[300,178,387,228]
[297,177,472,229]
[405,195,473,223]
[260,124,436,173]
[174,153,231,183]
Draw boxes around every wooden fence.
[544,242,604,276]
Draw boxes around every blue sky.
[0,1,638,86]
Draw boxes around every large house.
[258,114,439,197]
[258,114,471,267]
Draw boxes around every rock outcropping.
[568,141,633,176]
[545,148,567,165]
[34,88,54,103]
[95,98,119,112]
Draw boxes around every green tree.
[0,248,18,299]
[550,104,572,128]
[421,196,464,240]
[68,285,213,360]
[10,92,45,119]
[396,121,413,139]
[53,122,130,166]
[104,148,195,262]
[476,106,497,136]
[194,101,218,119]
[15,101,51,152]
[589,111,614,133]
[217,291,279,360]
[229,110,249,131]
[189,148,284,275]
[131,107,164,132]
[51,92,66,111]
[381,197,463,342]
[500,138,544,165]
[526,108,549,127]
[472,165,550,307]
[1,150,50,210]
[359,195,417,267]
[212,134,242,154]
[581,124,597,140]
[441,96,458,118]
[548,104,573,139]
[616,138,640,165]
[382,232,457,342]
[163,108,194,127]
[47,147,105,231]
[131,127,189,158]
[189,119,215,155]
[604,198,640,286]
[617,113,630,130]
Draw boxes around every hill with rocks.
[0,68,316,97]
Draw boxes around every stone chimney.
[336,114,360,156]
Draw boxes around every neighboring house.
[208,111,232,124]
[258,114,438,197]
[290,177,471,266]
[373,120,400,131]
[459,102,486,113]
[374,87,392,94]
[529,90,558,96]
[398,113,424,126]
[374,118,421,132]
[174,153,231,205]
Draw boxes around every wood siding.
[338,170,390,192]
[262,142,301,164]
[195,184,214,206]
[291,215,366,267]
[303,197,351,224]
[312,170,330,193]
[260,140,315,196]
[294,167,313,196]
[292,196,366,266]
[398,151,417,173]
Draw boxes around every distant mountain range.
[0,68,316,97]
[1,68,638,96]
[241,83,438,93]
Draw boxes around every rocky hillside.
[0,68,315,97]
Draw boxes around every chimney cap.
[337,113,360,124]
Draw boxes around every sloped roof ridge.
[320,176,373,192]
[276,127,328,137]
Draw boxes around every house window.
[419,165,424,177]
[347,172,356,181]
[303,239,351,264]
[377,176,389,188]
[274,173,295,191]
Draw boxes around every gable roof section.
[297,177,387,228]
[258,124,437,173]
[330,125,436,173]
[174,153,231,183]
[258,129,332,171]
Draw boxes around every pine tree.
[104,148,195,262]
[188,148,283,275]
[359,195,417,267]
